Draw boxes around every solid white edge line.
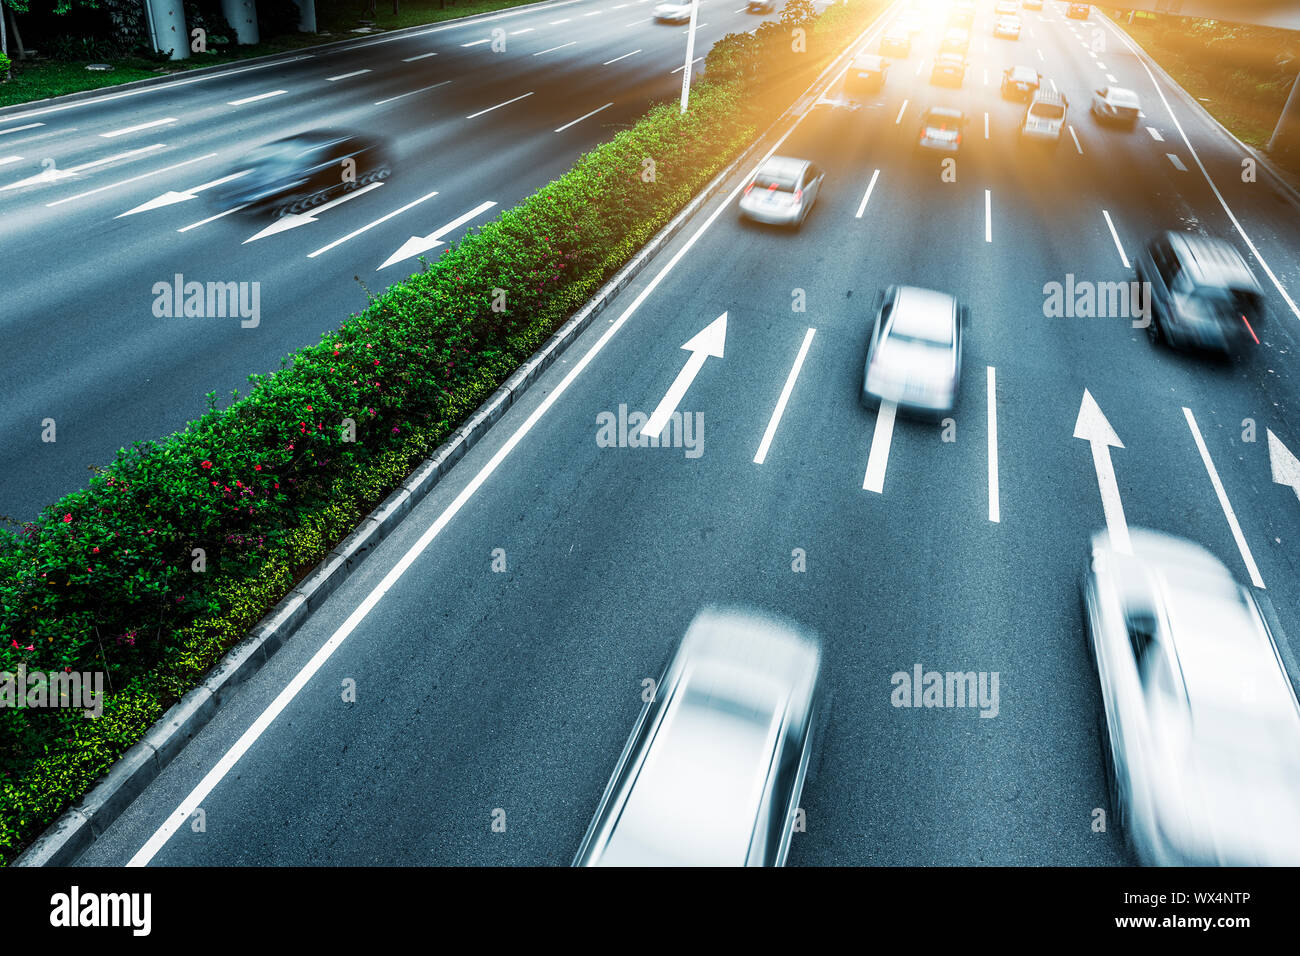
[1102,208,1129,268]
[754,328,816,465]
[555,102,615,133]
[854,168,881,219]
[128,9,891,868]
[987,365,999,523]
[1182,407,1265,589]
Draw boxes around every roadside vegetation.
[0,0,887,865]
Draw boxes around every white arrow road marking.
[1074,389,1130,555]
[309,189,440,258]
[378,199,497,269]
[863,400,897,494]
[754,327,815,465]
[243,182,384,243]
[48,153,215,208]
[642,313,727,440]
[987,366,999,523]
[1,143,165,190]
[1267,429,1300,503]
[1183,407,1265,588]
[117,169,250,218]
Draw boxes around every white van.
[1020,89,1068,146]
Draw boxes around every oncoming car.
[572,607,824,867]
[861,285,965,416]
[916,106,966,152]
[1001,65,1042,100]
[1092,86,1141,127]
[1082,528,1300,866]
[212,129,391,217]
[738,156,825,227]
[653,0,692,22]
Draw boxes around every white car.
[653,1,693,22]
[1083,528,1300,865]
[994,14,1021,38]
[1092,86,1141,127]
[861,285,965,416]
[994,0,1017,13]
[739,155,825,227]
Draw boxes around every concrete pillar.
[222,0,260,45]
[1268,70,1300,164]
[146,0,191,60]
[292,0,316,32]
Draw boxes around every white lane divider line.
[987,366,1000,523]
[603,49,641,65]
[670,57,703,75]
[227,90,287,106]
[99,117,176,137]
[1166,152,1187,172]
[1102,209,1129,268]
[510,27,535,34]
[0,155,21,167]
[535,41,577,55]
[467,91,534,119]
[754,327,816,465]
[1068,124,1083,154]
[895,98,909,125]
[1146,125,1163,141]
[855,168,881,218]
[863,400,897,493]
[327,69,372,81]
[549,17,571,23]
[308,189,440,258]
[402,51,438,61]
[1106,73,1117,84]
[46,152,215,208]
[461,37,492,46]
[1182,407,1266,589]
[374,79,451,106]
[178,203,249,232]
[984,112,990,139]
[0,122,45,136]
[1049,77,1058,93]
[984,189,992,243]
[555,102,614,132]
[1,143,166,190]
[1036,47,1044,61]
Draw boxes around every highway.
[0,0,820,521]
[49,0,1300,865]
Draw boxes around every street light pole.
[679,0,700,113]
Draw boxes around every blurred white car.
[1083,528,1300,865]
[861,285,965,416]
[738,155,825,227]
[653,0,693,22]
[573,608,824,867]
[1092,86,1141,127]
[994,14,1021,38]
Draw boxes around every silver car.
[738,156,824,227]
[1083,528,1300,866]
[573,608,824,867]
[861,285,965,415]
[653,1,693,22]
[1091,86,1141,127]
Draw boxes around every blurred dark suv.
[1136,231,1265,353]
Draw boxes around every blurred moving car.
[993,14,1021,39]
[573,607,824,867]
[1092,86,1141,128]
[880,26,911,57]
[845,53,889,96]
[948,5,974,28]
[930,52,967,87]
[916,105,966,152]
[747,0,774,11]
[1020,89,1068,145]
[738,156,825,227]
[653,0,693,22]
[861,285,965,415]
[211,129,391,217]
[1082,528,1300,866]
[1022,0,1044,9]
[941,27,970,54]
[1135,231,1266,353]
[1067,2,1090,18]
[1001,65,1042,100]
[994,0,1017,13]
[896,9,924,34]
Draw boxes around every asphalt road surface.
[56,0,1300,865]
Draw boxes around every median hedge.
[0,0,886,863]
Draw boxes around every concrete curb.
[12,5,892,867]
[0,0,581,121]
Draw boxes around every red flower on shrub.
[254,464,262,471]
[62,513,72,523]
[92,547,99,553]
[201,460,212,469]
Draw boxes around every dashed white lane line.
[0,122,44,136]
[670,57,703,74]
[984,112,990,139]
[555,101,614,132]
[1097,62,1108,70]
[535,41,577,54]
[1166,152,1187,172]
[1182,407,1266,589]
[467,91,534,119]
[855,168,881,218]
[374,79,451,105]
[327,69,372,81]
[1049,78,1058,93]
[915,59,925,75]
[863,400,897,494]
[227,90,287,106]
[1,143,166,191]
[45,152,215,208]
[308,188,441,259]
[0,156,22,167]
[549,17,571,23]
[895,98,909,124]
[1146,125,1164,141]
[754,327,816,465]
[1068,124,1083,153]
[402,52,438,61]
[987,365,1000,524]
[583,8,604,14]
[510,27,535,34]
[99,117,176,137]
[603,49,641,64]
[178,204,248,232]
[1102,209,1129,268]
[461,37,492,46]
[1036,47,1044,61]
[683,23,708,31]
[1106,73,1117,83]
[984,189,992,243]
